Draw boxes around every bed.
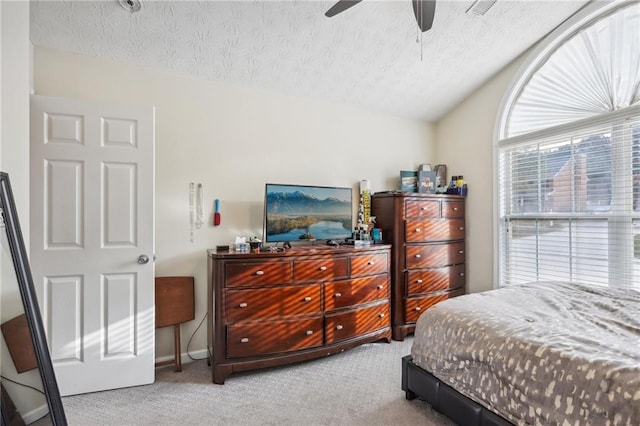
[402,281,640,425]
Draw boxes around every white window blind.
[497,2,640,290]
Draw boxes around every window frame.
[493,0,640,288]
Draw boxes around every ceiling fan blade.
[325,0,364,17]
[412,0,436,32]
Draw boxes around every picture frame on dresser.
[417,171,437,194]
[434,164,447,190]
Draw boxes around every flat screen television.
[263,183,353,243]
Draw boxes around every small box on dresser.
[207,245,392,384]
[371,192,466,341]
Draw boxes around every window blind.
[497,2,640,290]
[499,112,640,289]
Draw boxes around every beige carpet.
[61,337,453,425]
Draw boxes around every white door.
[30,95,155,396]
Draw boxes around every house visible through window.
[497,2,640,289]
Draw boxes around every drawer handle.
[453,207,459,211]
[334,292,342,298]
[319,266,327,271]
[377,285,384,290]
[378,313,385,318]
[336,325,343,330]
[458,250,464,254]
[414,228,421,233]
[305,330,314,335]
[414,307,422,311]
[415,254,421,258]
[416,279,423,284]
[421,206,428,210]
[459,227,464,231]
[240,337,249,343]
[460,272,465,277]
[303,296,312,302]
[367,261,375,265]
[255,270,265,276]
[239,302,248,308]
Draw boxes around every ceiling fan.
[324,0,436,32]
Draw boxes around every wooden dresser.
[207,244,392,384]
[371,192,465,341]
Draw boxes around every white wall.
[435,57,524,294]
[33,46,436,361]
[0,0,47,421]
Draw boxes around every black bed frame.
[402,355,513,426]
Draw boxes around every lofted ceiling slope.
[30,0,590,122]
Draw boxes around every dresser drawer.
[405,288,464,323]
[294,257,348,282]
[324,275,388,311]
[225,261,292,287]
[405,199,440,218]
[442,200,465,218]
[406,264,465,295]
[227,317,323,358]
[226,284,321,322]
[405,219,465,242]
[405,242,465,269]
[350,252,388,276]
[325,302,390,345]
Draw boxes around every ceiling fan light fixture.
[119,0,142,14]
[466,0,496,16]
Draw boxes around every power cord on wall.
[1,375,51,423]
[0,375,44,395]
[186,312,210,361]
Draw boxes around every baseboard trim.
[22,402,50,425]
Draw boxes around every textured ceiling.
[30,0,590,122]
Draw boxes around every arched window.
[496,1,640,289]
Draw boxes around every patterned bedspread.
[410,281,640,425]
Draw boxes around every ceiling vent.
[466,0,497,16]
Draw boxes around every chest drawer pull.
[239,302,248,308]
[416,279,423,284]
[303,296,312,302]
[458,250,464,254]
[367,261,375,265]
[421,206,428,210]
[336,325,343,330]
[414,307,422,311]
[305,330,314,335]
[459,272,465,277]
[415,254,421,259]
[319,266,327,271]
[377,285,384,290]
[240,337,249,343]
[459,226,464,231]
[255,270,264,276]
[453,207,459,211]
[334,292,342,298]
[378,313,385,318]
[414,228,421,233]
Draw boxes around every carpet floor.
[60,337,453,425]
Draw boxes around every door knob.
[138,254,150,264]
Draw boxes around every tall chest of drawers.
[371,193,465,341]
[207,245,392,384]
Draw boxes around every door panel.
[31,94,155,395]
[45,160,83,248]
[102,163,137,247]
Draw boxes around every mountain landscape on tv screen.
[266,189,352,241]
[266,190,349,215]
